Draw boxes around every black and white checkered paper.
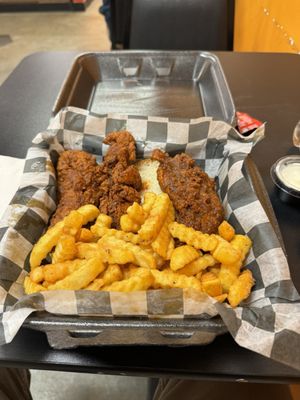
[1,107,300,371]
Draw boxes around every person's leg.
[0,368,32,400]
[153,379,293,400]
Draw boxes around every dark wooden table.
[0,51,299,382]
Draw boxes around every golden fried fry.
[42,259,85,284]
[218,262,241,293]
[77,228,95,243]
[218,220,235,242]
[98,235,156,268]
[228,269,254,307]
[30,267,44,283]
[178,254,216,276]
[151,269,202,291]
[95,214,112,228]
[120,214,140,233]
[48,257,105,290]
[62,210,83,236]
[77,204,100,225]
[151,203,175,259]
[126,202,147,224]
[214,293,227,303]
[90,214,113,238]
[30,220,65,269]
[212,238,242,265]
[230,235,252,261]
[201,272,222,297]
[30,205,99,270]
[52,235,77,264]
[100,229,140,245]
[138,193,170,242]
[170,245,200,271]
[24,276,46,294]
[76,242,107,260]
[142,192,157,213]
[86,264,123,290]
[103,268,153,292]
[168,222,218,252]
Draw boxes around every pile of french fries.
[24,192,254,307]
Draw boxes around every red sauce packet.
[236,111,263,136]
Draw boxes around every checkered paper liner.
[1,107,300,371]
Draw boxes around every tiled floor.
[30,370,149,400]
[0,0,110,85]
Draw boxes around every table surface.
[0,51,300,383]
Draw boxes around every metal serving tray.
[53,51,235,124]
[24,157,285,349]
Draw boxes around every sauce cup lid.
[270,155,300,199]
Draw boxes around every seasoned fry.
[126,202,147,224]
[228,269,254,307]
[120,214,140,233]
[48,257,105,290]
[151,203,175,259]
[178,254,216,276]
[100,228,140,245]
[62,210,83,236]
[170,245,200,271]
[103,268,153,292]
[212,238,242,265]
[98,235,156,268]
[201,272,222,297]
[168,222,218,252]
[77,228,95,243]
[24,276,46,294]
[76,242,107,260]
[218,262,241,293]
[138,193,170,242]
[218,220,235,242]
[142,192,157,213]
[52,235,77,264]
[230,235,252,261]
[151,269,202,291]
[77,204,100,225]
[86,264,123,290]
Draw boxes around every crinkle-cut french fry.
[30,267,44,283]
[120,214,140,233]
[170,245,200,271]
[52,235,77,264]
[43,259,85,284]
[30,220,64,270]
[151,269,202,291]
[151,203,175,259]
[77,228,95,243]
[90,224,108,238]
[212,237,242,265]
[30,206,100,270]
[126,202,147,225]
[76,242,107,260]
[168,222,218,252]
[228,269,254,307]
[102,268,153,292]
[102,229,140,245]
[98,235,156,268]
[201,272,223,297]
[95,214,112,228]
[230,235,252,261]
[24,276,46,294]
[218,221,235,242]
[62,210,83,236]
[77,204,100,225]
[142,192,157,213]
[138,193,170,242]
[143,247,166,269]
[214,293,227,303]
[86,263,124,291]
[48,257,105,290]
[218,261,242,293]
[178,254,216,276]
[208,266,221,276]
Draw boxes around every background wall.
[234,0,300,53]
